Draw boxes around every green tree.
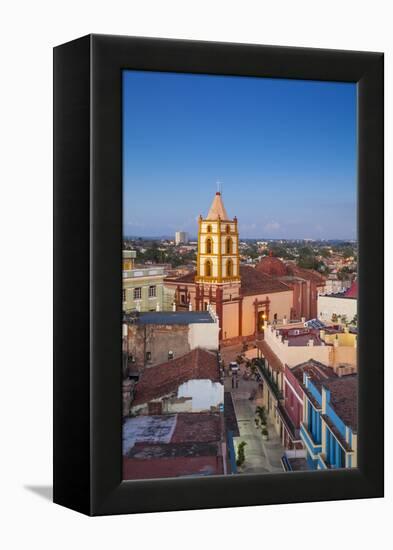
[236,441,247,467]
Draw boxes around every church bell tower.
[196,191,240,283]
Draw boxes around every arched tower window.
[226,237,233,255]
[226,259,233,277]
[226,224,231,234]
[206,225,212,233]
[206,238,212,254]
[205,260,212,277]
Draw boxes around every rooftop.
[125,310,215,325]
[256,256,325,285]
[256,340,284,372]
[206,191,229,221]
[165,265,292,296]
[344,281,358,298]
[240,265,291,296]
[123,265,165,279]
[132,348,220,406]
[321,282,357,300]
[123,412,223,480]
[165,270,196,284]
[275,327,325,347]
[321,375,358,431]
[290,359,337,385]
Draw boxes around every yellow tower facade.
[196,192,240,283]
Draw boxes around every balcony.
[300,423,322,455]
[255,359,283,400]
[276,402,300,442]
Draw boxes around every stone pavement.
[224,367,284,474]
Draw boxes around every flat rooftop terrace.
[129,311,215,325]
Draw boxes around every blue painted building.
[300,374,357,469]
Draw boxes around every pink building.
[279,360,337,450]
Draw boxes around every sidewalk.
[225,371,284,474]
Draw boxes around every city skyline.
[123,70,357,240]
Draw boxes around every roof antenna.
[216,180,222,195]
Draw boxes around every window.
[206,238,212,254]
[226,259,233,277]
[226,224,231,234]
[207,225,212,233]
[148,285,156,297]
[146,351,151,362]
[133,287,142,300]
[180,294,185,304]
[122,289,126,302]
[308,402,321,444]
[205,259,212,277]
[226,237,232,254]
[326,428,345,468]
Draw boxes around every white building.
[175,231,189,245]
[318,294,357,324]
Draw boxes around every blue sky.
[123,70,356,240]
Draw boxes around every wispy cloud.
[264,221,281,232]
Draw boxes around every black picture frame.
[53,34,384,516]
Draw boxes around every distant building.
[300,374,358,469]
[123,309,219,374]
[175,231,189,245]
[122,250,167,312]
[123,249,136,270]
[321,273,351,295]
[318,281,357,324]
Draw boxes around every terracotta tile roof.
[164,271,196,284]
[256,340,284,372]
[165,265,292,296]
[122,412,224,480]
[290,359,337,384]
[287,265,326,284]
[301,385,321,409]
[132,348,220,406]
[240,265,291,296]
[344,280,358,298]
[321,375,358,431]
[256,256,288,277]
[171,412,221,443]
[321,415,353,452]
[123,454,223,479]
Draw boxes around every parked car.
[229,361,240,373]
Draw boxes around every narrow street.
[223,346,285,474]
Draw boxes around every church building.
[165,192,294,344]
